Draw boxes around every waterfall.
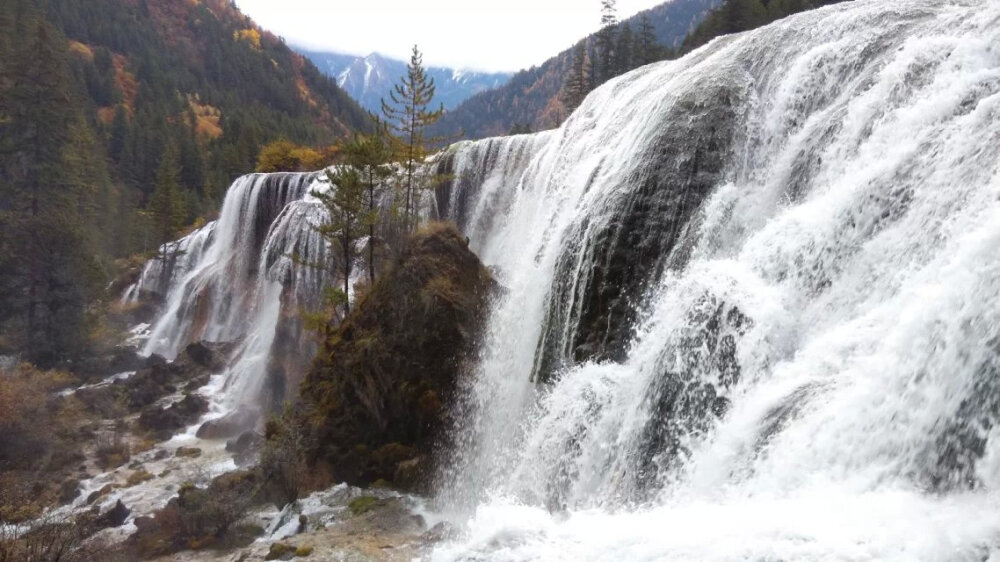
[432,0,1000,558]
[129,172,334,414]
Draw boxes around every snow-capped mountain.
[297,50,512,112]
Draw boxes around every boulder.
[226,430,264,467]
[196,407,260,440]
[175,447,202,458]
[58,479,80,505]
[86,484,113,505]
[94,499,130,528]
[138,394,209,441]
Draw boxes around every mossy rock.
[295,545,314,557]
[298,223,494,491]
[86,483,113,504]
[175,446,202,458]
[126,469,155,487]
[348,496,378,516]
[265,542,296,560]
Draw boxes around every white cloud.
[234,0,672,72]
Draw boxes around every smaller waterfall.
[128,172,334,417]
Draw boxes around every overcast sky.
[234,0,671,72]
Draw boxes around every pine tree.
[615,22,634,76]
[315,166,366,315]
[109,105,130,164]
[3,17,75,216]
[380,45,445,233]
[148,142,186,253]
[341,128,392,285]
[561,42,591,115]
[595,0,619,85]
[634,14,661,67]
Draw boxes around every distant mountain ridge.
[299,50,513,112]
[433,0,725,139]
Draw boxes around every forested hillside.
[433,0,723,139]
[0,0,368,365]
[679,0,851,51]
[436,0,850,139]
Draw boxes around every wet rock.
[393,456,429,491]
[197,407,261,440]
[126,469,155,487]
[153,449,169,461]
[94,499,130,528]
[71,346,146,381]
[183,342,219,370]
[183,374,210,392]
[423,521,459,542]
[75,386,123,418]
[58,479,80,505]
[138,394,209,441]
[226,430,264,467]
[145,354,167,368]
[86,484,113,505]
[265,542,296,560]
[175,446,202,458]
[532,85,741,382]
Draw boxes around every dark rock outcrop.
[299,223,493,491]
[138,394,209,441]
[534,85,741,382]
[197,407,261,440]
[94,499,131,528]
[226,431,264,467]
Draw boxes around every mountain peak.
[299,50,513,112]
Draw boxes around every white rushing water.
[129,172,334,415]
[429,0,1000,559]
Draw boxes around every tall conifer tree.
[315,167,366,315]
[595,0,619,85]
[561,43,591,115]
[148,142,187,255]
[380,45,445,233]
[615,21,634,76]
[341,128,392,285]
[634,14,661,66]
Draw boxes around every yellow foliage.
[234,28,262,50]
[68,40,94,61]
[256,139,328,173]
[187,94,223,139]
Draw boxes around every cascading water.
[430,0,1000,558]
[128,172,335,416]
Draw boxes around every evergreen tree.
[315,167,366,315]
[615,21,634,76]
[341,128,392,285]
[109,105,130,164]
[381,45,445,233]
[634,14,661,67]
[561,42,591,115]
[3,17,75,216]
[595,0,619,85]
[148,142,187,253]
[509,123,533,135]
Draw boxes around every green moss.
[347,495,378,515]
[265,542,296,560]
[126,468,155,487]
[295,545,314,557]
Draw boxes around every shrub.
[258,411,312,507]
[129,471,260,558]
[94,420,131,469]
